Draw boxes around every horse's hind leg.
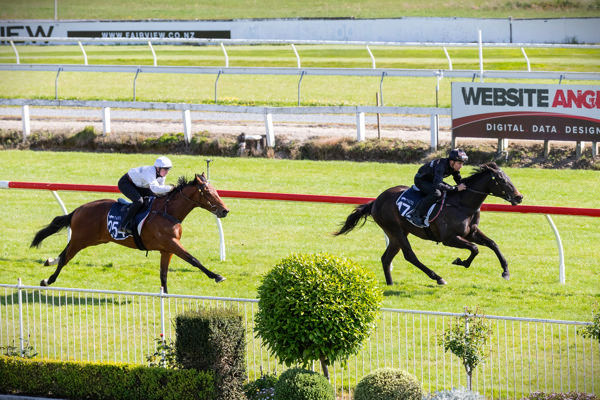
[40,240,83,286]
[383,231,446,285]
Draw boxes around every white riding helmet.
[154,156,173,169]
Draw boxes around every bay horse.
[30,173,229,293]
[335,162,523,286]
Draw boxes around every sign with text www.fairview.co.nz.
[451,82,600,141]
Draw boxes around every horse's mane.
[462,162,500,184]
[171,174,205,193]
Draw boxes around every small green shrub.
[176,307,246,400]
[273,368,334,400]
[353,368,423,400]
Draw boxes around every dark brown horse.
[335,162,523,286]
[30,173,229,293]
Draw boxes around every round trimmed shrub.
[274,368,335,400]
[255,253,383,371]
[353,368,423,400]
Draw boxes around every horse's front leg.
[467,228,510,280]
[167,239,225,284]
[159,251,173,294]
[442,235,479,269]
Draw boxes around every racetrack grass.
[1,150,599,322]
[1,45,598,107]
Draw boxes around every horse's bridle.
[178,181,218,211]
[466,171,513,202]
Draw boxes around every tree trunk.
[320,357,330,381]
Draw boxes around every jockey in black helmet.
[407,148,468,228]
[117,156,174,235]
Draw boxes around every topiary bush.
[255,253,383,379]
[423,387,485,400]
[273,368,334,400]
[353,368,423,400]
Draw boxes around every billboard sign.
[452,82,600,141]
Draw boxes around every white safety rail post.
[264,110,275,147]
[102,106,111,136]
[478,29,484,83]
[182,109,192,143]
[356,111,366,141]
[10,40,20,64]
[545,215,566,283]
[430,114,438,151]
[21,104,30,139]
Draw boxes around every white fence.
[1,282,597,399]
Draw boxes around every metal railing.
[1,281,597,399]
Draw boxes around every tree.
[440,307,491,390]
[255,253,383,380]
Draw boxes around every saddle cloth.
[396,186,445,227]
[107,197,154,241]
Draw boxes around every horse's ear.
[198,172,207,182]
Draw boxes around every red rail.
[2,181,600,217]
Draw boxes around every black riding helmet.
[448,148,468,163]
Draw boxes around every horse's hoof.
[452,258,461,266]
[40,279,48,287]
[437,278,447,285]
[215,275,226,283]
[502,272,510,281]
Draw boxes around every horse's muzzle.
[215,208,229,218]
[510,192,524,206]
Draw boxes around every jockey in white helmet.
[117,156,174,234]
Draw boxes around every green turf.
[1,150,598,323]
[1,44,598,107]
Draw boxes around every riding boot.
[119,200,142,234]
[409,195,436,227]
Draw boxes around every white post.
[21,104,30,140]
[102,107,111,136]
[356,111,365,142]
[215,216,226,261]
[430,114,438,151]
[478,30,484,82]
[182,109,192,144]
[545,215,565,284]
[264,111,275,147]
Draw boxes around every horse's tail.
[30,212,74,248]
[334,201,374,236]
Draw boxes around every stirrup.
[408,214,426,228]
[118,222,133,235]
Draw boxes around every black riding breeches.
[117,174,153,225]
[414,177,442,215]
[118,174,153,203]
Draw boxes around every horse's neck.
[159,189,197,222]
[459,173,490,211]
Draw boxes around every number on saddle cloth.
[107,197,155,240]
[396,186,445,224]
